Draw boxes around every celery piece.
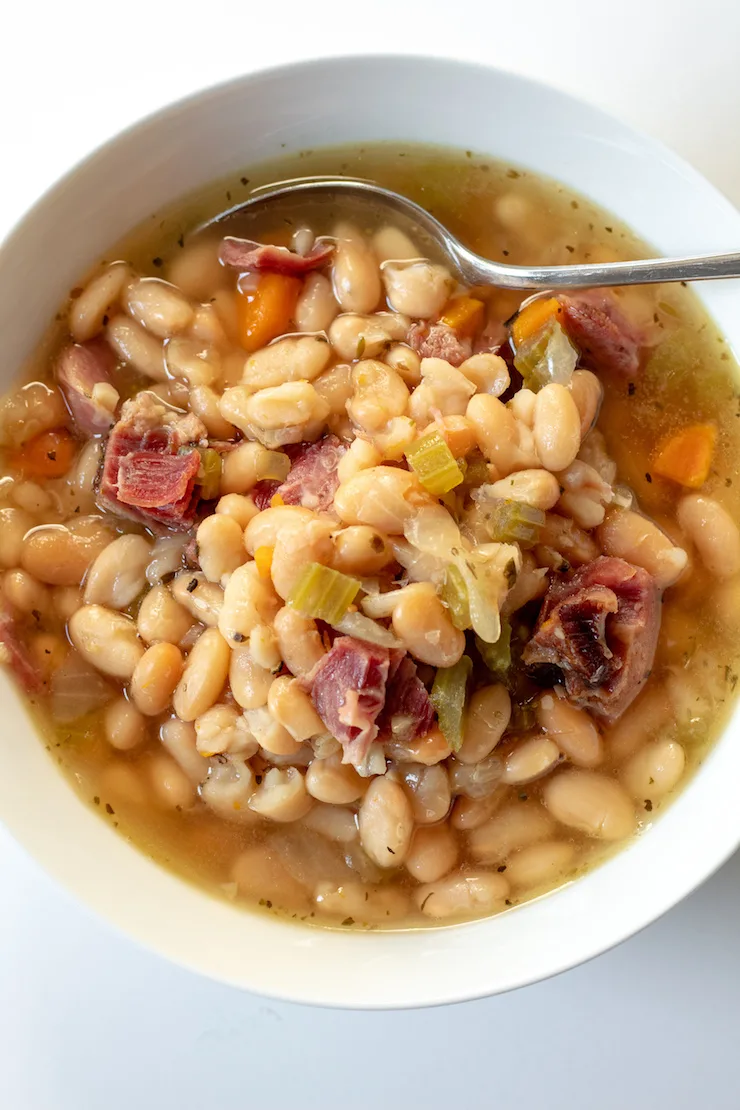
[406,431,464,495]
[514,319,577,391]
[476,624,512,682]
[288,562,361,624]
[440,564,471,631]
[196,448,222,501]
[483,499,545,546]
[430,655,473,752]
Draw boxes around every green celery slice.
[431,655,473,752]
[406,431,464,495]
[440,564,471,631]
[288,562,361,624]
[476,624,512,683]
[482,499,545,546]
[196,447,222,501]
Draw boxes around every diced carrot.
[236,273,301,352]
[255,545,274,578]
[511,297,563,348]
[16,428,77,479]
[270,493,285,508]
[438,296,486,338]
[653,423,717,489]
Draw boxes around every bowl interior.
[1,55,739,1008]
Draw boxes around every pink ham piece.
[523,556,660,725]
[57,338,118,435]
[277,435,346,513]
[251,479,282,511]
[560,293,641,379]
[0,607,42,694]
[219,236,335,276]
[98,394,205,531]
[303,637,391,771]
[407,322,472,367]
[377,654,435,744]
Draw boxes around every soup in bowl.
[1,56,739,1006]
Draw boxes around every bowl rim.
[2,52,740,1009]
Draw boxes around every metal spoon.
[213,176,740,291]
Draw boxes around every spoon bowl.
[213,176,740,290]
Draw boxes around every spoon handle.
[457,247,740,291]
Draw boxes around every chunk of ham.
[523,556,660,724]
[302,638,436,772]
[377,654,435,744]
[303,637,391,773]
[0,608,42,693]
[219,236,335,275]
[97,393,206,531]
[407,322,472,367]
[277,435,346,513]
[251,480,282,511]
[560,293,641,379]
[57,338,118,435]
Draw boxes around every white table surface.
[3,3,740,1106]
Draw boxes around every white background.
[2,2,740,1106]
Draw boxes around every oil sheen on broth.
[1,142,739,931]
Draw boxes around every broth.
[2,142,740,929]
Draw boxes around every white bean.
[202,755,258,824]
[194,705,258,757]
[166,237,227,300]
[105,314,166,380]
[314,880,409,922]
[22,518,113,587]
[221,441,290,496]
[172,572,223,627]
[537,694,604,768]
[270,517,335,600]
[218,562,281,644]
[332,526,394,577]
[130,642,183,716]
[0,508,34,569]
[243,335,332,390]
[405,824,459,883]
[332,224,381,314]
[372,226,420,262]
[382,261,451,319]
[165,336,220,387]
[543,770,636,840]
[229,644,273,709]
[83,534,151,610]
[148,753,197,810]
[273,606,325,677]
[232,844,308,904]
[244,505,314,554]
[569,369,602,437]
[501,736,562,785]
[159,717,209,784]
[190,385,238,439]
[620,738,686,802]
[677,494,740,579]
[104,697,147,750]
[124,277,194,338]
[329,313,407,361]
[533,383,581,471]
[172,627,230,721]
[306,754,365,805]
[347,359,409,433]
[249,624,281,672]
[391,582,465,667]
[268,675,326,742]
[302,804,358,843]
[466,394,522,474]
[450,788,507,831]
[295,272,339,332]
[69,262,131,342]
[506,841,576,889]
[448,755,503,799]
[399,763,451,825]
[248,767,313,822]
[460,353,510,397]
[137,584,193,645]
[3,569,51,615]
[457,685,511,764]
[69,605,144,679]
[488,469,561,511]
[196,515,246,585]
[220,382,329,445]
[597,509,688,589]
[415,872,510,919]
[334,465,429,534]
[384,343,422,387]
[468,802,555,862]
[358,776,414,868]
[216,493,260,529]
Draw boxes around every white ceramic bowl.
[1,55,739,1009]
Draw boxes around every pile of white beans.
[1,169,740,930]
